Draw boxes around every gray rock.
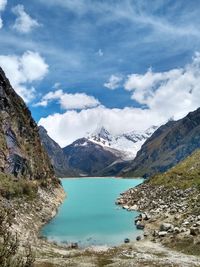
[158,231,168,237]
[160,223,173,231]
[190,227,200,236]
[136,235,142,241]
[174,227,180,234]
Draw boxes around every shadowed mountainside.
[124,108,200,178]
[39,126,78,177]
[0,67,61,197]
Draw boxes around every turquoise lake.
[42,178,143,247]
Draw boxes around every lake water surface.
[42,178,143,247]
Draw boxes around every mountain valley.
[39,125,158,177]
[0,67,200,266]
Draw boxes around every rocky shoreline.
[3,181,200,267]
[116,183,200,254]
[1,177,199,266]
[1,184,65,246]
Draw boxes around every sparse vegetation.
[150,149,200,189]
[0,206,35,267]
[0,172,38,199]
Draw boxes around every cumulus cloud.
[12,4,40,33]
[39,53,200,146]
[0,0,7,29]
[124,52,200,118]
[35,89,100,110]
[39,106,163,147]
[104,74,122,90]
[0,51,48,102]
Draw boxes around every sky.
[1,0,200,147]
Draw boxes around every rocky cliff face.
[0,67,65,245]
[39,126,77,177]
[0,67,62,190]
[125,108,200,178]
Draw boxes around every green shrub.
[0,172,38,199]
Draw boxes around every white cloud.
[39,106,163,147]
[35,89,100,110]
[39,53,200,147]
[104,74,122,90]
[0,51,48,102]
[124,52,200,118]
[0,0,7,11]
[0,17,3,29]
[97,49,103,57]
[37,0,200,37]
[0,0,7,29]
[12,4,40,33]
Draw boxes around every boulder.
[124,238,130,243]
[160,223,173,231]
[136,235,142,241]
[190,227,200,236]
[158,231,168,237]
[174,227,180,234]
[71,242,78,249]
[136,222,145,230]
[129,205,138,210]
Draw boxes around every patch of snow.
[87,126,158,160]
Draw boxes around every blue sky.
[1,0,200,146]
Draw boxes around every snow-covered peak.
[145,125,158,136]
[122,125,158,143]
[88,126,112,144]
[97,127,112,141]
[87,125,158,160]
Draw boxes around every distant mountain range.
[39,126,157,177]
[39,108,200,179]
[125,108,200,178]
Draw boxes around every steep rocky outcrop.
[125,108,200,178]
[0,67,58,183]
[39,126,77,177]
[0,66,64,237]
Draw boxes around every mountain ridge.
[124,108,200,178]
[39,125,78,177]
[38,125,157,177]
[87,125,158,160]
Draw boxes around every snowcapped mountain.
[41,125,158,177]
[88,126,158,160]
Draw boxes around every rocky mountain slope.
[39,126,77,177]
[59,126,157,177]
[0,66,64,238]
[63,137,125,176]
[38,126,157,177]
[0,67,56,182]
[118,148,200,255]
[124,108,200,178]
